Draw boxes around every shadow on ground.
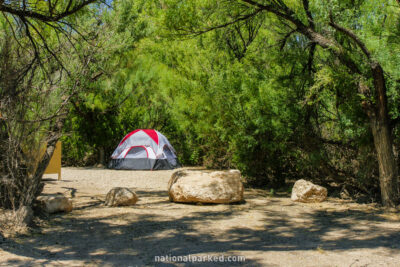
[1,189,400,266]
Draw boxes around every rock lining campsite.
[1,167,400,266]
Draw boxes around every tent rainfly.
[108,129,180,170]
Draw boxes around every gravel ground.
[45,167,176,194]
[1,167,400,267]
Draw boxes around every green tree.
[0,0,101,209]
[164,0,400,207]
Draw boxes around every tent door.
[163,146,177,166]
[124,146,148,158]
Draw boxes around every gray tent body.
[108,129,180,170]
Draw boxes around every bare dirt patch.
[1,167,400,266]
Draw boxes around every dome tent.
[108,129,180,170]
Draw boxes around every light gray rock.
[37,194,73,213]
[168,169,244,204]
[105,187,138,207]
[291,179,327,203]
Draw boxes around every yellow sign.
[44,141,62,180]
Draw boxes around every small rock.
[168,169,244,204]
[340,187,351,200]
[37,194,73,213]
[14,206,33,226]
[291,179,327,203]
[384,206,399,213]
[105,187,138,207]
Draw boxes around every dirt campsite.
[1,167,400,266]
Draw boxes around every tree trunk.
[369,63,399,208]
[27,118,65,207]
[370,117,399,207]
[99,147,105,165]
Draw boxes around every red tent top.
[119,129,159,146]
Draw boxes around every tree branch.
[302,0,314,29]
[329,14,371,60]
[175,8,263,36]
[0,0,97,22]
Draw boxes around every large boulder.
[105,187,138,207]
[168,169,244,204]
[291,179,328,203]
[37,194,73,213]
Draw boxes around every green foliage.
[61,0,400,200]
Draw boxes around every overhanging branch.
[329,14,371,60]
[0,0,97,22]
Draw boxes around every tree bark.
[99,147,105,165]
[370,117,399,207]
[369,63,399,207]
